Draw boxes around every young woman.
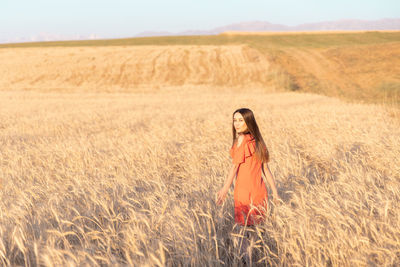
[216,108,281,262]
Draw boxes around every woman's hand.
[272,191,282,205]
[216,164,238,206]
[216,187,228,206]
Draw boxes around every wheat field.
[2,34,399,106]
[0,45,272,92]
[0,87,399,266]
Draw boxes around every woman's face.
[233,112,248,133]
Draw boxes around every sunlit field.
[0,88,399,266]
[0,31,399,266]
[1,31,400,106]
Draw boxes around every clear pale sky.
[1,0,399,41]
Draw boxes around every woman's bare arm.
[263,162,281,203]
[216,164,239,205]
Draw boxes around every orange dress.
[230,133,268,226]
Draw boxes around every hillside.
[0,45,271,91]
[0,31,399,106]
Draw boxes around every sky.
[1,0,399,42]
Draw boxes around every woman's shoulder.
[230,133,254,150]
[245,134,255,143]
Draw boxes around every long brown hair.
[232,108,270,163]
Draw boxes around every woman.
[216,108,280,262]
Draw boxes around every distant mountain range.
[1,18,399,43]
[135,18,400,37]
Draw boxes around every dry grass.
[0,45,272,92]
[0,32,399,265]
[265,42,400,106]
[0,88,399,266]
[1,32,399,107]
